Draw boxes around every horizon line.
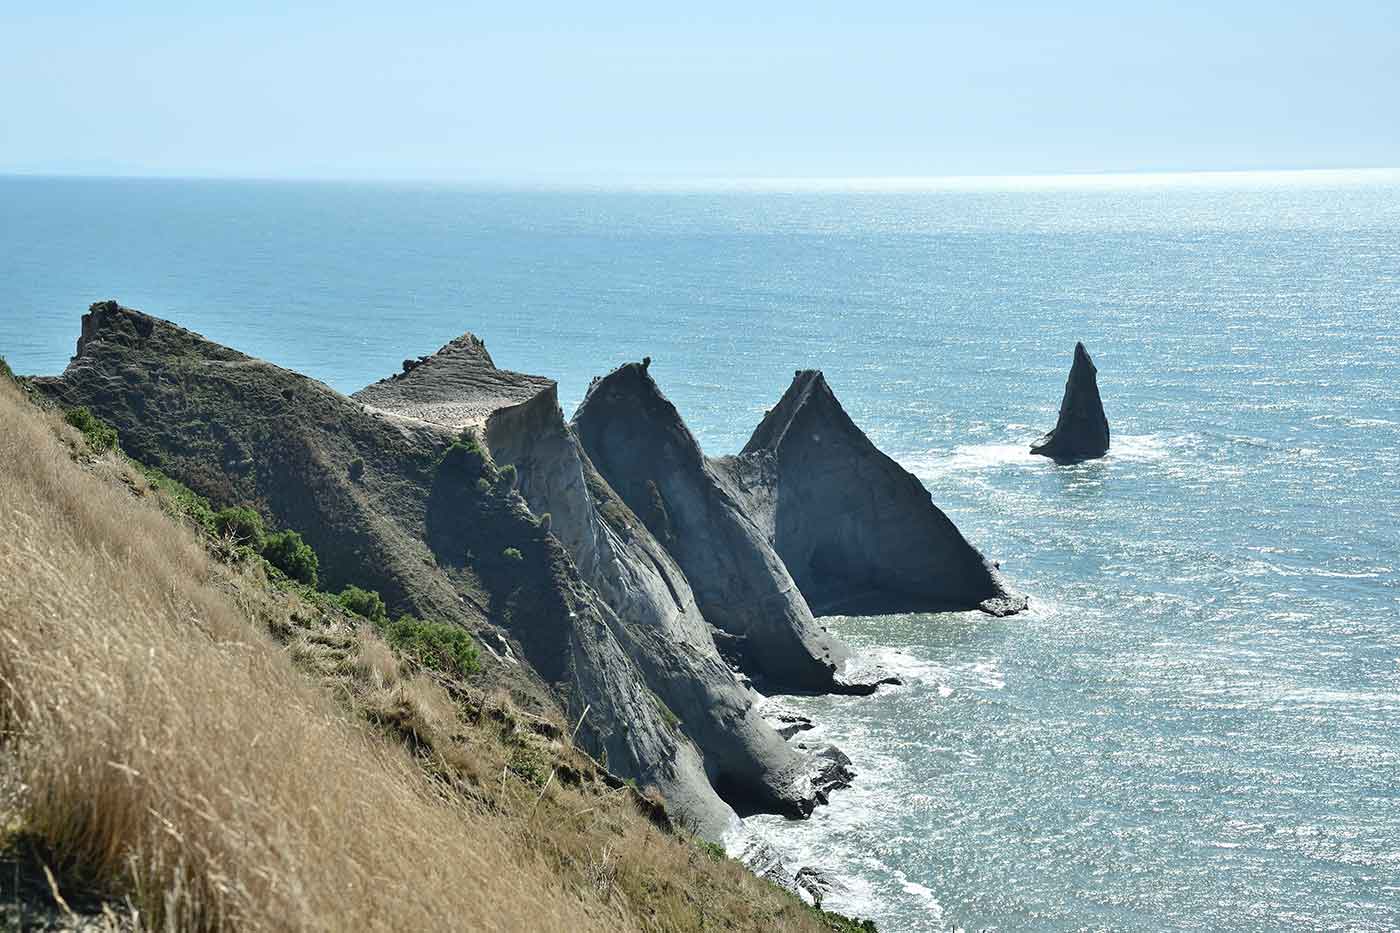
[3,165,1398,192]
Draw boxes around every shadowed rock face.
[35,301,732,838]
[359,338,821,820]
[572,363,881,696]
[1031,342,1110,463]
[739,370,1024,616]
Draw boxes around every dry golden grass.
[0,381,616,932]
[0,379,859,932]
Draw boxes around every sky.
[2,1,1398,182]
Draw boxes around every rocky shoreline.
[34,300,1025,847]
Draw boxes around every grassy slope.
[0,376,872,932]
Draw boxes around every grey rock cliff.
[739,370,1025,616]
[572,363,882,695]
[36,301,733,839]
[356,337,823,820]
[1031,342,1110,462]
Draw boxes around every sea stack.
[738,370,1025,617]
[572,362,871,695]
[1031,341,1110,462]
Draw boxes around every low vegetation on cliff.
[0,377,874,931]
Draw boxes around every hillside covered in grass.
[0,370,874,931]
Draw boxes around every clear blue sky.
[2,1,1397,181]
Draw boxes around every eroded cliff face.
[1030,342,1110,463]
[36,302,731,838]
[358,337,822,820]
[740,370,1025,617]
[571,363,880,696]
[32,301,1027,844]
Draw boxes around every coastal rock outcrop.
[34,301,734,838]
[738,369,1025,616]
[1030,341,1110,462]
[572,363,882,695]
[354,336,821,820]
[31,300,1030,842]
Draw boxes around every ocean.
[2,170,1397,931]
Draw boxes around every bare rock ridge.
[355,333,553,431]
[571,362,885,696]
[355,338,821,819]
[35,301,735,839]
[1031,341,1110,462]
[738,370,1026,617]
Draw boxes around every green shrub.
[0,356,13,383]
[813,908,878,932]
[436,430,489,478]
[64,406,118,453]
[338,585,387,624]
[476,477,491,493]
[696,840,727,863]
[263,529,319,587]
[348,457,365,480]
[213,506,266,549]
[506,745,549,787]
[139,465,215,532]
[497,463,518,489]
[501,547,523,562]
[457,429,483,454]
[379,616,480,677]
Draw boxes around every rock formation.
[31,300,1030,840]
[572,363,881,696]
[354,336,822,819]
[34,301,736,838]
[1030,341,1110,462]
[737,369,1026,616]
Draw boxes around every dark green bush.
[64,406,118,453]
[457,429,483,454]
[436,431,489,478]
[338,585,387,624]
[501,547,523,562]
[812,908,878,933]
[213,506,266,549]
[379,616,481,677]
[475,477,491,493]
[0,356,13,383]
[497,463,518,489]
[263,529,319,587]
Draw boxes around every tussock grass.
[0,380,610,932]
[0,378,865,932]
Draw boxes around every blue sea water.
[3,170,1398,931]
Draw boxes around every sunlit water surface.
[3,171,1398,931]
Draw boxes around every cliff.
[739,370,1025,616]
[572,363,885,695]
[355,338,823,820]
[33,301,731,837]
[0,372,879,932]
[1030,342,1110,462]
[28,299,1026,844]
